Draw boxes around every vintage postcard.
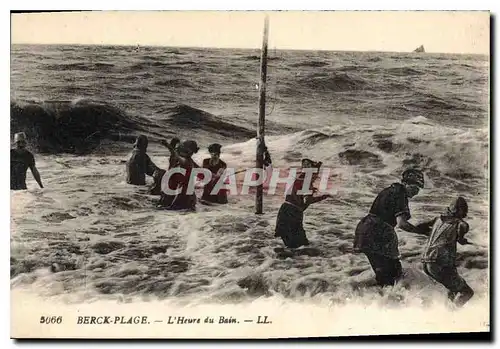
[10,10,490,339]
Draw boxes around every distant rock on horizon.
[414,45,425,53]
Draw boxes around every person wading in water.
[160,137,181,170]
[353,169,426,287]
[10,132,44,190]
[149,137,181,196]
[417,196,475,307]
[200,143,228,205]
[274,159,332,249]
[126,135,160,186]
[160,140,200,211]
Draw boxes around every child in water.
[417,196,475,307]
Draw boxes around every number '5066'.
[40,316,62,324]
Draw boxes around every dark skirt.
[201,181,228,204]
[365,252,403,287]
[275,202,309,249]
[158,192,175,208]
[423,262,474,306]
[157,179,196,210]
[353,214,399,259]
[167,193,197,211]
[423,262,468,293]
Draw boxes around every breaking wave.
[161,104,255,139]
[10,99,153,154]
[224,116,489,192]
[10,100,255,154]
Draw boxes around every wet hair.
[447,196,468,218]
[184,140,199,154]
[208,143,222,154]
[134,135,148,150]
[177,140,199,157]
[301,158,322,169]
[170,138,180,148]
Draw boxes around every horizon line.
[10,42,488,56]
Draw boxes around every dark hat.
[14,132,27,143]
[208,143,222,153]
[401,168,425,188]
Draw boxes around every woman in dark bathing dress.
[200,143,228,204]
[149,137,181,196]
[275,159,331,248]
[160,140,200,211]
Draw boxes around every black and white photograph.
[9,10,490,339]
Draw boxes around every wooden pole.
[255,16,269,215]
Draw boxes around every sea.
[10,44,490,337]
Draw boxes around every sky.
[11,11,490,54]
